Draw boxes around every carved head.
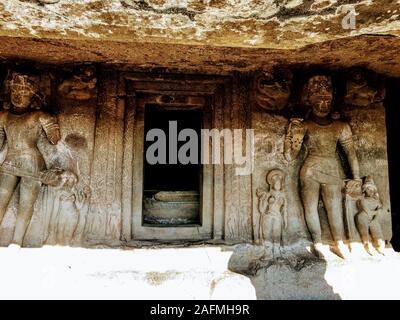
[267,169,285,191]
[79,65,96,81]
[59,171,79,190]
[362,176,379,199]
[9,72,40,113]
[255,67,293,112]
[305,75,333,118]
[349,68,367,85]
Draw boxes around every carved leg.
[272,217,282,258]
[12,177,42,246]
[370,218,385,255]
[321,183,350,258]
[355,212,373,255]
[0,173,19,227]
[301,177,323,247]
[262,214,274,256]
[321,184,346,241]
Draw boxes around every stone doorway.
[142,104,202,227]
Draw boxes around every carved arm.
[284,118,306,162]
[340,124,360,180]
[40,113,61,145]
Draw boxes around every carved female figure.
[355,176,385,255]
[0,72,60,247]
[284,75,361,258]
[256,169,287,257]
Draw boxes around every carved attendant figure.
[257,169,287,257]
[0,72,61,247]
[284,75,361,258]
[356,176,385,255]
[45,171,86,246]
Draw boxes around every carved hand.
[40,168,64,187]
[345,179,363,197]
[284,118,305,161]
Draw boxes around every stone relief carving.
[0,72,62,247]
[0,66,391,256]
[57,66,97,100]
[355,176,386,255]
[284,75,362,259]
[344,67,386,108]
[44,171,90,246]
[256,169,287,258]
[254,68,293,112]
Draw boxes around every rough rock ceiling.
[0,0,399,76]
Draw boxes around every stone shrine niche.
[252,66,392,259]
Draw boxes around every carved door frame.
[119,72,231,241]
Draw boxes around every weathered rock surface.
[1,0,399,49]
[0,1,399,76]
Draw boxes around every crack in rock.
[121,0,198,21]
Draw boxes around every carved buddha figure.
[0,72,61,247]
[284,75,361,258]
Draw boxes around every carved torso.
[260,190,285,218]
[358,197,382,221]
[300,120,353,185]
[303,120,352,158]
[0,110,59,175]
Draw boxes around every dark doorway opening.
[142,104,202,226]
[385,78,400,250]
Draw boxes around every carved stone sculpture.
[57,66,97,100]
[254,68,292,112]
[284,75,361,259]
[45,171,90,246]
[343,178,363,243]
[344,68,386,108]
[256,169,287,257]
[0,72,61,247]
[355,176,385,255]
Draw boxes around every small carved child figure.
[355,176,385,255]
[45,171,83,246]
[256,169,287,257]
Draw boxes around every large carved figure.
[0,72,61,247]
[256,169,287,257]
[284,75,361,258]
[355,176,385,255]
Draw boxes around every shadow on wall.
[225,244,340,300]
[385,78,400,251]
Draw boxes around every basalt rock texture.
[0,1,399,76]
[1,0,399,49]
